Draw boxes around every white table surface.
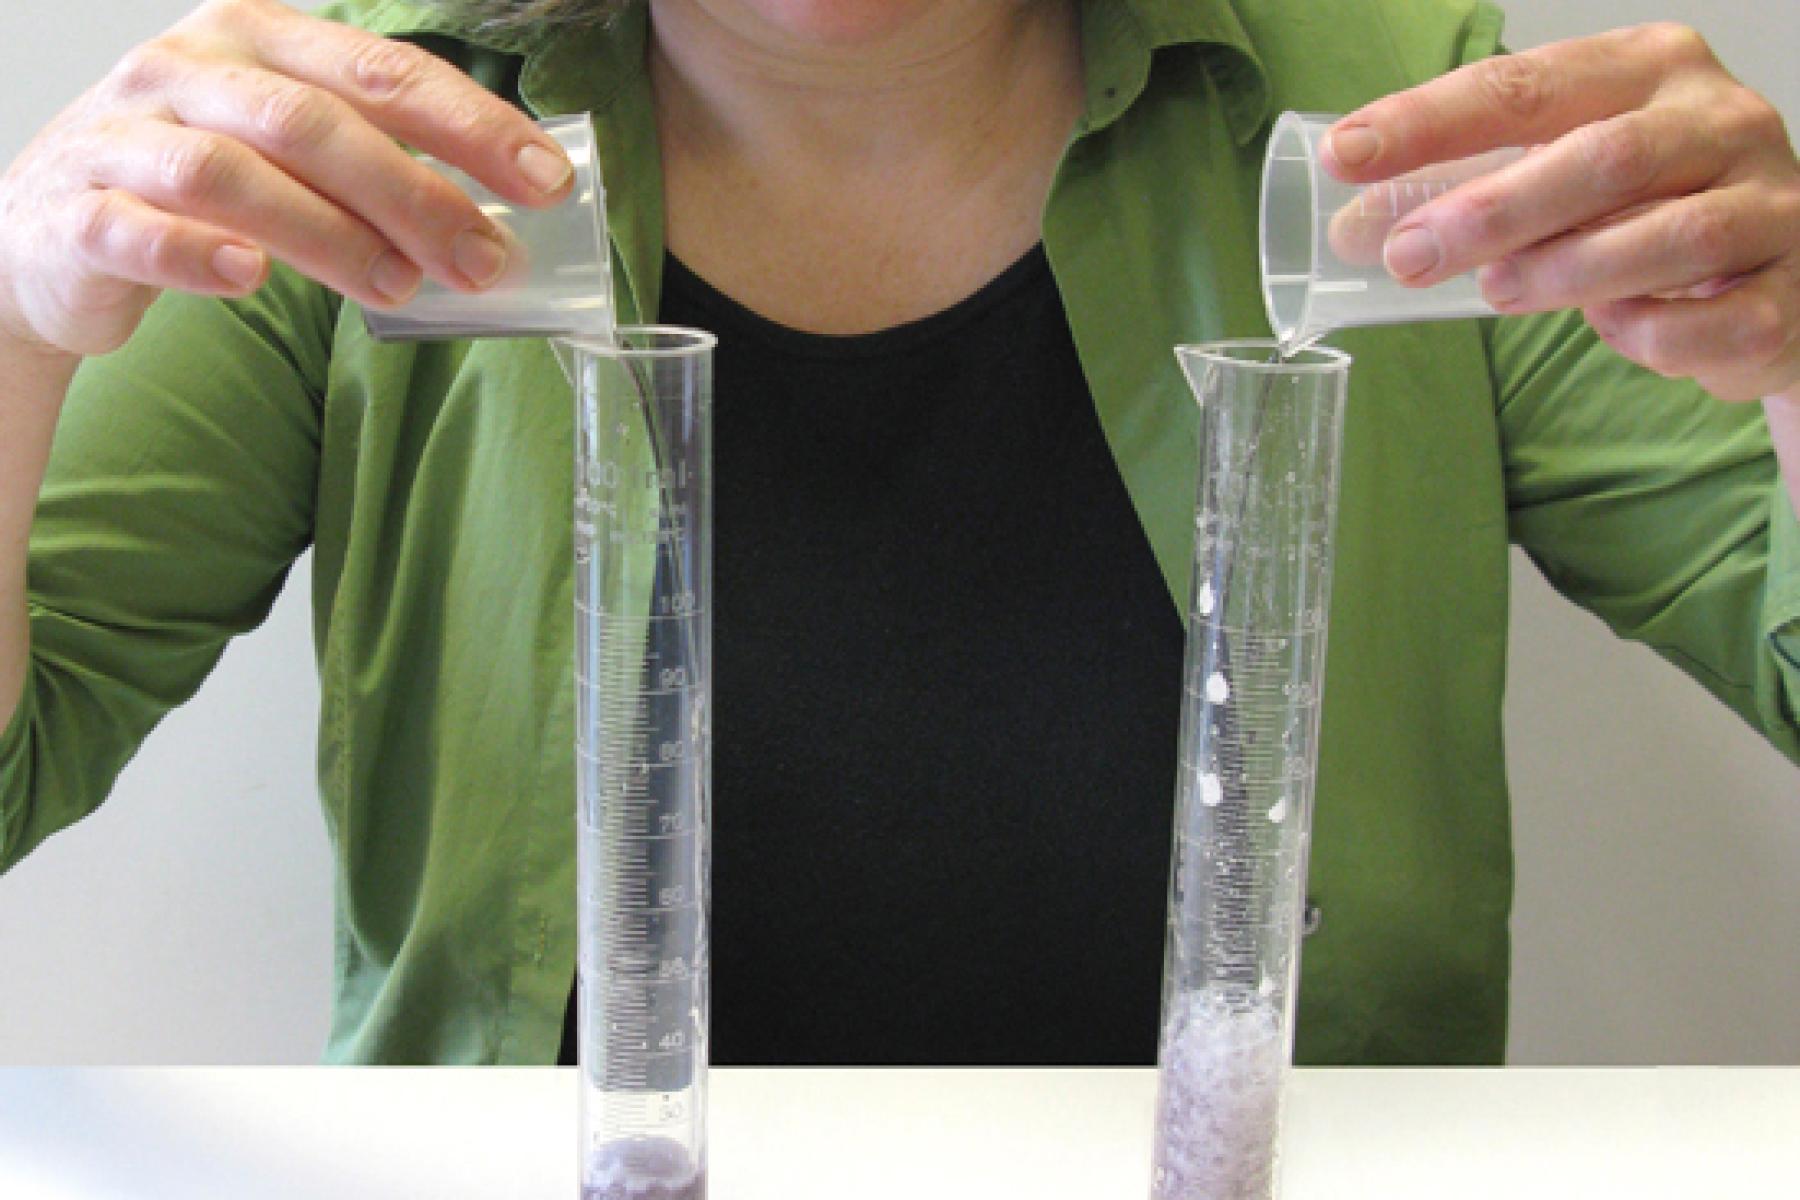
[0,1067,1794,1199]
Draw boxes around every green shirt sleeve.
[1491,307,1800,763]
[1442,8,1800,762]
[0,267,332,872]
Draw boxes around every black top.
[561,245,1184,1066]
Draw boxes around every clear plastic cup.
[1261,111,1525,351]
[363,114,615,342]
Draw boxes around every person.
[1,0,1796,1067]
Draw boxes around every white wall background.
[0,4,333,1064]
[0,0,1794,1066]
[1496,0,1800,1066]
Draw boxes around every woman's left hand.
[1322,23,1800,405]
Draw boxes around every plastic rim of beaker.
[1259,111,1329,351]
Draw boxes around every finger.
[84,117,422,308]
[1586,265,1800,400]
[1480,185,1796,312]
[64,187,267,296]
[1380,106,1740,287]
[240,6,574,206]
[1323,23,1717,183]
[1325,149,1535,269]
[163,63,511,292]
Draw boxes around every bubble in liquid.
[1200,773,1224,808]
[1205,672,1231,704]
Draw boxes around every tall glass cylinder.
[1151,341,1350,1200]
[571,326,716,1200]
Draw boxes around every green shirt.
[4,0,1797,1065]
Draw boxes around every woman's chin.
[703,0,954,49]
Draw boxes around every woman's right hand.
[0,0,575,360]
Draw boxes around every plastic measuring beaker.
[363,113,615,342]
[1151,341,1350,1200]
[1261,110,1525,351]
[574,326,716,1200]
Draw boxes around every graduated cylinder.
[573,327,716,1200]
[1151,342,1350,1200]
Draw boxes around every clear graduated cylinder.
[1151,342,1350,1200]
[573,327,717,1200]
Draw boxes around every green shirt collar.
[1076,0,1270,144]
[354,0,1272,143]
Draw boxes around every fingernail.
[517,142,573,195]
[1328,125,1382,169]
[212,245,265,291]
[453,229,509,289]
[1384,225,1444,281]
[1481,260,1523,307]
[370,250,422,304]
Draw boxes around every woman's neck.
[649,1,1080,173]
[647,0,1085,334]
